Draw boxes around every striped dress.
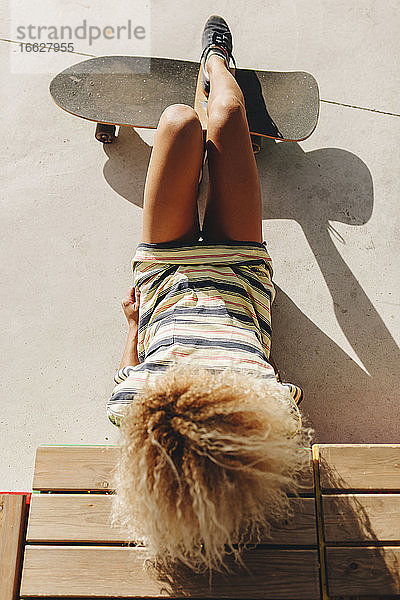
[107,239,303,429]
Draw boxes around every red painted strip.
[0,491,32,505]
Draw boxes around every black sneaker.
[200,15,236,96]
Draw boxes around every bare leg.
[202,55,263,243]
[141,104,204,243]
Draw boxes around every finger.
[122,296,133,307]
[134,288,141,308]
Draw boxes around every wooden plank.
[318,444,400,491]
[26,493,126,543]
[26,494,317,545]
[32,446,120,491]
[323,494,400,543]
[326,546,400,596]
[33,445,314,493]
[20,545,320,599]
[0,494,26,600]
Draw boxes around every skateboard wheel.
[251,134,263,154]
[95,123,116,144]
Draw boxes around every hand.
[121,285,141,326]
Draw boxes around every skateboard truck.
[95,123,117,144]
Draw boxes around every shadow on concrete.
[102,127,400,443]
[103,126,150,208]
[256,139,400,443]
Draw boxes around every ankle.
[206,53,228,74]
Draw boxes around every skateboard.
[49,55,319,153]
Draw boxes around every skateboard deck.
[49,56,319,147]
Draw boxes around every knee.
[208,94,246,125]
[159,104,201,137]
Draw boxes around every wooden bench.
[2,444,399,599]
[19,444,318,599]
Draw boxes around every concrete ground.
[1,0,399,491]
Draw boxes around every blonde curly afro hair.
[109,362,314,575]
